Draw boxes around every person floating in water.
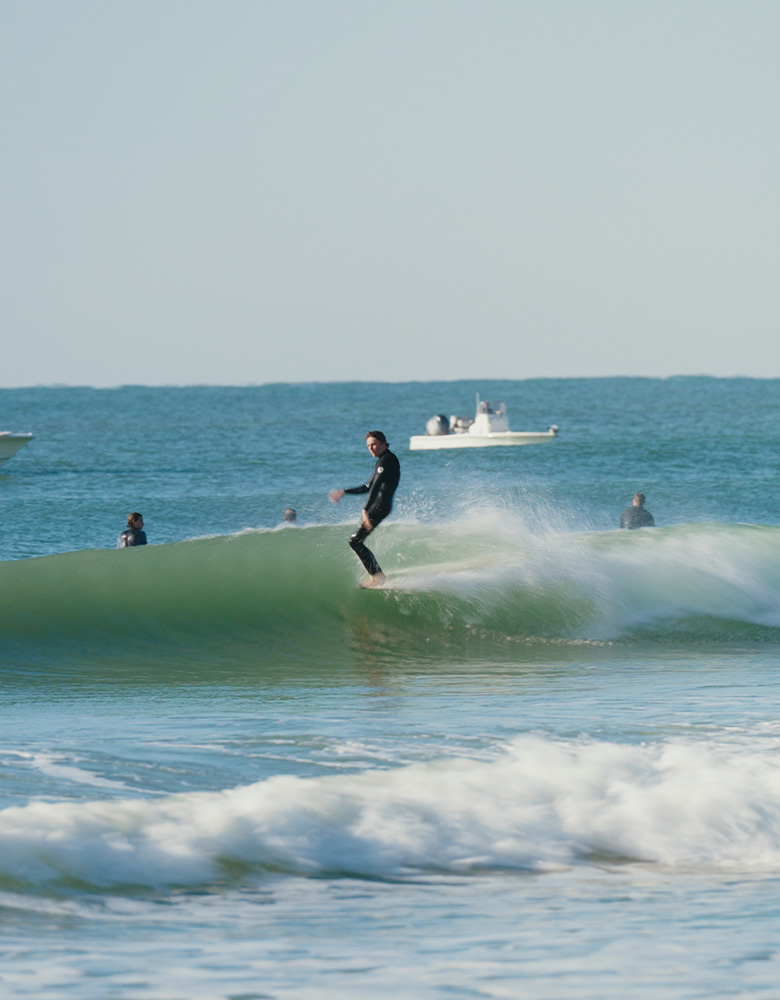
[619,493,655,529]
[283,507,297,524]
[329,430,400,587]
[118,512,147,547]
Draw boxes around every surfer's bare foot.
[360,572,387,589]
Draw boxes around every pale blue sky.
[2,0,779,386]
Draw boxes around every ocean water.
[1,377,780,999]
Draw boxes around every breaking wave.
[2,519,780,668]
[3,734,780,893]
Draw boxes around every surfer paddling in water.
[329,430,401,588]
[118,512,147,548]
[619,492,655,530]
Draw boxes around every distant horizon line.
[1,373,774,390]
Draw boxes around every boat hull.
[409,430,557,450]
[0,433,34,466]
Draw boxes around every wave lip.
[3,735,780,892]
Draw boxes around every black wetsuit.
[343,448,401,576]
[118,527,148,548]
[619,506,655,529]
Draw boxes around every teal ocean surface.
[2,378,780,998]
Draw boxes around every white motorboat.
[0,432,34,466]
[409,396,558,450]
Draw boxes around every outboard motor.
[425,414,450,436]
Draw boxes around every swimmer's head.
[127,512,144,527]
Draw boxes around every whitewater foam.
[3,735,780,891]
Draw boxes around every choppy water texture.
[2,378,780,999]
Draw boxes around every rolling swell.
[2,520,780,669]
[0,526,361,666]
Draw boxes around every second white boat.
[409,396,558,450]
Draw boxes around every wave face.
[2,734,780,891]
[3,519,780,668]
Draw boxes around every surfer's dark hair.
[127,512,143,526]
[366,430,387,445]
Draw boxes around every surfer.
[283,507,297,524]
[118,512,147,547]
[329,430,400,587]
[619,493,655,529]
